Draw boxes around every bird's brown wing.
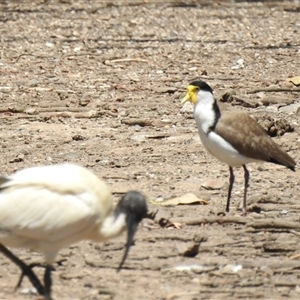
[215,111,295,170]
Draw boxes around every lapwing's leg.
[226,167,235,212]
[0,244,45,296]
[242,165,250,214]
[44,265,53,300]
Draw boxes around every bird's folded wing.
[0,186,103,246]
[215,111,289,163]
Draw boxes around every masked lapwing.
[182,80,296,214]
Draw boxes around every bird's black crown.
[190,80,213,93]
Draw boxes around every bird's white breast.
[193,98,257,167]
[198,129,256,167]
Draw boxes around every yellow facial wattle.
[181,85,199,104]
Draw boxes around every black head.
[115,191,147,271]
[189,80,213,94]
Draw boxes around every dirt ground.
[0,0,300,299]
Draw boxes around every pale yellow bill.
[181,92,190,104]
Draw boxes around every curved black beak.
[115,190,147,272]
[117,217,138,272]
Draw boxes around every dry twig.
[170,216,248,226]
[248,88,300,93]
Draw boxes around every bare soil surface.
[0,1,300,299]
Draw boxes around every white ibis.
[0,163,147,300]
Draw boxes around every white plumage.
[197,129,258,167]
[0,163,147,300]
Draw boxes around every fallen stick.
[10,53,51,64]
[169,216,248,226]
[0,110,117,119]
[104,58,148,64]
[248,88,300,93]
[0,107,25,113]
[288,253,300,260]
[289,230,300,237]
[121,118,152,126]
[248,219,300,230]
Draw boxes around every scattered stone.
[261,95,293,106]
[153,208,171,227]
[175,241,200,257]
[180,102,194,114]
[9,154,24,163]
[254,113,294,137]
[201,179,227,190]
[279,103,300,114]
[27,79,38,87]
[21,287,37,295]
[0,86,11,93]
[222,263,243,273]
[25,107,38,115]
[79,93,91,107]
[219,91,259,108]
[72,134,85,141]
[121,119,152,126]
[131,134,147,142]
[57,90,69,100]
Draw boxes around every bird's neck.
[194,90,221,134]
[98,213,127,241]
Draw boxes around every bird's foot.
[15,262,46,296]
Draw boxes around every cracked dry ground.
[1,1,300,299]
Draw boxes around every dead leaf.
[150,193,209,206]
[165,221,182,229]
[287,76,300,87]
[201,179,227,190]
